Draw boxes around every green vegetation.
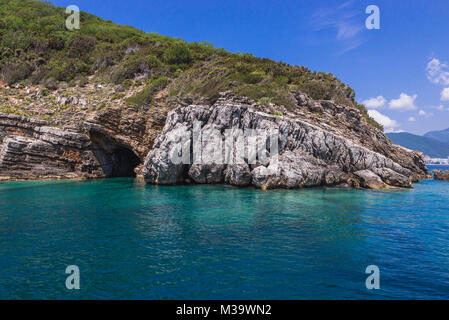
[126,77,169,107]
[111,92,125,100]
[0,0,380,128]
[163,44,192,65]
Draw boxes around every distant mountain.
[424,127,449,144]
[387,132,449,158]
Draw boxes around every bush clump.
[126,77,169,107]
[0,62,32,84]
[163,44,192,65]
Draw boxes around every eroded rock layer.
[0,113,144,180]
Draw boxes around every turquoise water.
[1,166,449,299]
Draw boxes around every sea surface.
[1,165,449,299]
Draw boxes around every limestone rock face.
[142,94,428,189]
[372,167,412,188]
[0,112,142,180]
[0,113,102,180]
[433,170,449,181]
[140,123,189,184]
[188,164,226,184]
[224,164,252,186]
[354,170,387,189]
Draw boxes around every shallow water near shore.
[1,167,449,299]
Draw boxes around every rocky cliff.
[0,90,428,188]
[142,93,427,189]
[0,113,97,180]
[0,81,169,181]
[0,107,162,181]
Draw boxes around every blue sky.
[50,0,449,135]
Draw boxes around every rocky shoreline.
[143,94,427,189]
[0,92,429,189]
[433,170,449,181]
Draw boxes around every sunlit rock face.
[142,93,427,189]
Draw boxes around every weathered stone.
[372,167,412,188]
[189,164,226,184]
[354,170,388,189]
[434,170,449,181]
[140,124,190,184]
[224,164,252,186]
[251,152,326,189]
[0,112,142,180]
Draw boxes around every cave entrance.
[90,132,141,178]
[93,146,141,177]
[108,147,141,177]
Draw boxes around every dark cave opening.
[111,147,141,177]
[90,132,141,178]
[93,146,141,177]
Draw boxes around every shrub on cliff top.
[163,44,193,66]
[126,77,169,107]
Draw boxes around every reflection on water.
[1,178,449,299]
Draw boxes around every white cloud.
[433,105,445,111]
[388,129,405,133]
[426,58,449,85]
[336,21,363,40]
[408,116,416,122]
[418,110,434,117]
[311,0,364,54]
[441,88,449,101]
[362,96,386,109]
[389,93,418,111]
[367,109,399,132]
[431,105,449,111]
